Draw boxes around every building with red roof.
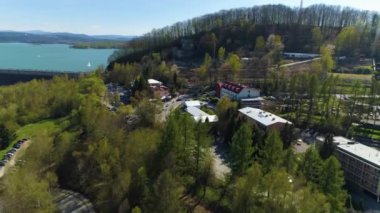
[216,81,260,100]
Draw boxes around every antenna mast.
[298,0,304,24]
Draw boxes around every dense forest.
[110,4,380,64]
[0,74,349,212]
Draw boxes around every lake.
[0,43,116,72]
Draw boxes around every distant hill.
[0,31,135,44]
[110,4,380,64]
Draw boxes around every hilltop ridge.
[0,30,135,45]
[110,4,379,64]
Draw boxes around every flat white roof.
[186,106,218,123]
[333,136,354,145]
[148,79,162,85]
[317,136,354,145]
[238,107,292,127]
[185,100,201,108]
[284,52,320,57]
[241,97,264,102]
[338,143,380,167]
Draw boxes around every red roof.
[216,82,223,88]
[221,81,246,94]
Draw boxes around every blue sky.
[0,0,379,35]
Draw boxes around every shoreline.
[0,69,89,86]
[0,69,88,76]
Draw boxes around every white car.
[296,139,303,145]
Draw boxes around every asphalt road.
[280,57,321,68]
[160,97,182,121]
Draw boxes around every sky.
[0,0,379,36]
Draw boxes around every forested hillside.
[110,4,380,63]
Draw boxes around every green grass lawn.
[330,73,372,82]
[0,117,70,159]
[354,126,380,140]
[334,83,371,94]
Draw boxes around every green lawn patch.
[330,73,372,82]
[354,126,380,140]
[0,117,70,159]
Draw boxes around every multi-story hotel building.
[336,143,380,201]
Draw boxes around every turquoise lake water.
[0,43,116,72]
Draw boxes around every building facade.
[283,52,320,59]
[216,82,260,101]
[240,97,264,108]
[148,79,163,87]
[336,143,380,201]
[186,106,218,123]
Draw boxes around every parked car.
[16,139,27,145]
[296,139,303,145]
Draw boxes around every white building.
[240,97,264,108]
[333,136,355,145]
[216,82,260,101]
[316,136,355,146]
[148,79,163,87]
[238,107,292,130]
[337,142,380,200]
[283,52,320,59]
[186,106,218,123]
[185,100,201,109]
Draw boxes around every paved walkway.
[160,97,181,121]
[211,142,231,180]
[280,57,321,68]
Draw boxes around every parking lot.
[0,138,30,178]
[160,97,182,121]
[293,139,310,153]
